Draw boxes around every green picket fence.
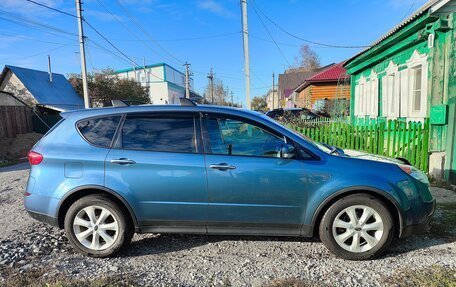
[288,117,430,172]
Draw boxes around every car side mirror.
[280,144,296,159]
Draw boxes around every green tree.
[68,69,149,107]
[251,95,267,111]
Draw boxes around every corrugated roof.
[345,0,452,66]
[278,64,334,97]
[293,62,349,92]
[307,62,348,82]
[1,65,84,111]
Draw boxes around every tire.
[319,193,394,260]
[64,194,133,257]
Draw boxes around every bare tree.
[293,45,321,72]
[203,79,229,105]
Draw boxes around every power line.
[113,0,184,65]
[13,42,75,61]
[250,0,370,49]
[95,0,177,66]
[0,32,70,45]
[83,20,140,66]
[249,0,292,67]
[107,32,241,42]
[400,0,418,22]
[0,10,78,37]
[24,0,77,18]
[21,0,139,66]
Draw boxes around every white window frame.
[382,61,400,119]
[355,76,367,116]
[368,70,379,117]
[405,51,428,119]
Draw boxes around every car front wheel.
[319,194,394,260]
[64,194,133,257]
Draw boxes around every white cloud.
[1,0,65,16]
[196,0,235,18]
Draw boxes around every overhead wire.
[248,0,292,67]
[12,42,76,61]
[94,0,169,64]
[22,0,141,67]
[250,0,370,49]
[113,0,184,65]
[0,32,70,45]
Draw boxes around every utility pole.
[184,62,191,99]
[241,0,251,109]
[272,72,275,110]
[207,68,214,104]
[76,0,90,108]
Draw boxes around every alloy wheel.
[332,205,384,253]
[73,205,119,251]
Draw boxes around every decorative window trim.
[368,70,379,117]
[382,61,400,119]
[405,51,428,118]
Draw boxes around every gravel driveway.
[0,164,455,286]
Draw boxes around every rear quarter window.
[77,116,121,148]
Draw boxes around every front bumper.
[400,198,436,238]
[27,210,59,228]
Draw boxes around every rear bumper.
[400,198,436,238]
[27,210,59,228]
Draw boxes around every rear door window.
[77,116,121,148]
[120,115,197,153]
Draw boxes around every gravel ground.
[0,164,455,286]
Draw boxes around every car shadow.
[120,231,454,259]
[120,233,319,258]
[0,161,29,173]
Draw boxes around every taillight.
[28,151,43,165]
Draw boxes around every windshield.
[259,114,333,154]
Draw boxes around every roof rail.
[179,98,197,106]
[111,100,129,107]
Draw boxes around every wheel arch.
[57,185,139,232]
[311,187,404,238]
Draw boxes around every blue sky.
[0,0,427,106]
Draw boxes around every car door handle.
[210,163,236,170]
[110,158,136,165]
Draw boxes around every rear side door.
[104,112,208,233]
[202,114,308,236]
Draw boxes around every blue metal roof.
[2,65,84,111]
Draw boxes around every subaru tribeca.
[25,105,435,260]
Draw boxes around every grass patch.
[384,265,456,287]
[432,203,456,238]
[1,267,139,287]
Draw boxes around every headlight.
[398,164,430,185]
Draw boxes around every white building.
[115,63,193,105]
[266,87,279,111]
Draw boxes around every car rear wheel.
[319,194,394,260]
[64,194,133,257]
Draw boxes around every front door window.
[204,117,286,158]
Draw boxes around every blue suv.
[25,105,435,260]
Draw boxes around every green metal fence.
[288,117,430,172]
[32,114,62,134]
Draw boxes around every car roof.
[62,104,264,120]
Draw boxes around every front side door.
[202,114,307,236]
[105,112,207,233]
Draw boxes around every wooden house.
[344,0,456,183]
